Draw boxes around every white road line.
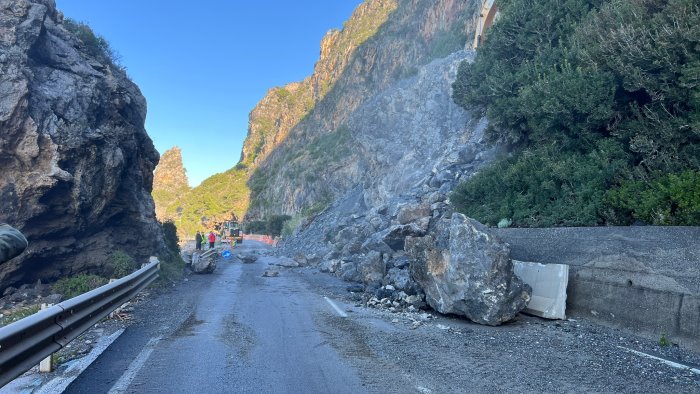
[108,336,161,394]
[34,329,125,394]
[617,346,700,375]
[323,297,348,318]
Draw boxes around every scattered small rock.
[238,253,258,264]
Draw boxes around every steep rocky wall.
[153,146,190,221]
[241,0,399,170]
[0,0,164,287]
[246,0,481,218]
[278,50,498,268]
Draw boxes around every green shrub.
[63,18,123,69]
[497,218,512,229]
[282,215,304,237]
[53,275,108,299]
[267,215,292,237]
[162,220,180,254]
[110,250,136,278]
[605,170,700,225]
[451,143,628,227]
[245,220,268,234]
[0,305,41,328]
[155,254,187,285]
[451,0,700,226]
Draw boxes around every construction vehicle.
[220,219,243,244]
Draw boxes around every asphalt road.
[65,241,368,393]
[63,241,700,394]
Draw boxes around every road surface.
[64,241,700,393]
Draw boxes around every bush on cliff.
[110,250,136,278]
[244,215,292,237]
[63,18,123,70]
[53,275,108,299]
[452,0,700,226]
[157,220,186,284]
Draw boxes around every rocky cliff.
[0,0,164,288]
[245,0,531,323]
[152,146,190,221]
[241,0,399,170]
[247,0,480,218]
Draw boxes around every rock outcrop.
[407,214,531,326]
[246,0,481,218]
[274,47,532,324]
[0,0,164,288]
[266,2,533,323]
[190,250,216,274]
[152,146,190,221]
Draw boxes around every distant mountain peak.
[153,146,190,221]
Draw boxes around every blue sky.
[55,0,363,186]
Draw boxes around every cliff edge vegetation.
[452,0,700,227]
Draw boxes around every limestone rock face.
[407,214,531,325]
[247,0,481,218]
[152,146,190,221]
[0,0,164,287]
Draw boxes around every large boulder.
[407,213,531,326]
[382,223,427,251]
[191,251,216,274]
[357,251,385,285]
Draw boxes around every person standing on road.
[195,231,203,251]
[208,231,216,249]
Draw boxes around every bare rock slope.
[278,50,531,325]
[0,0,163,287]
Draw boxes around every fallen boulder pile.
[278,190,532,326]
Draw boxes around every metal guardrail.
[0,260,159,387]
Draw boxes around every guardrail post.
[38,304,54,373]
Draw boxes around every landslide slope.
[247,0,481,218]
[0,0,164,287]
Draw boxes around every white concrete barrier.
[513,261,569,320]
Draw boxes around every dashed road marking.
[108,336,161,394]
[323,297,348,318]
[617,346,700,375]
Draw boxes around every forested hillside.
[452,0,700,227]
